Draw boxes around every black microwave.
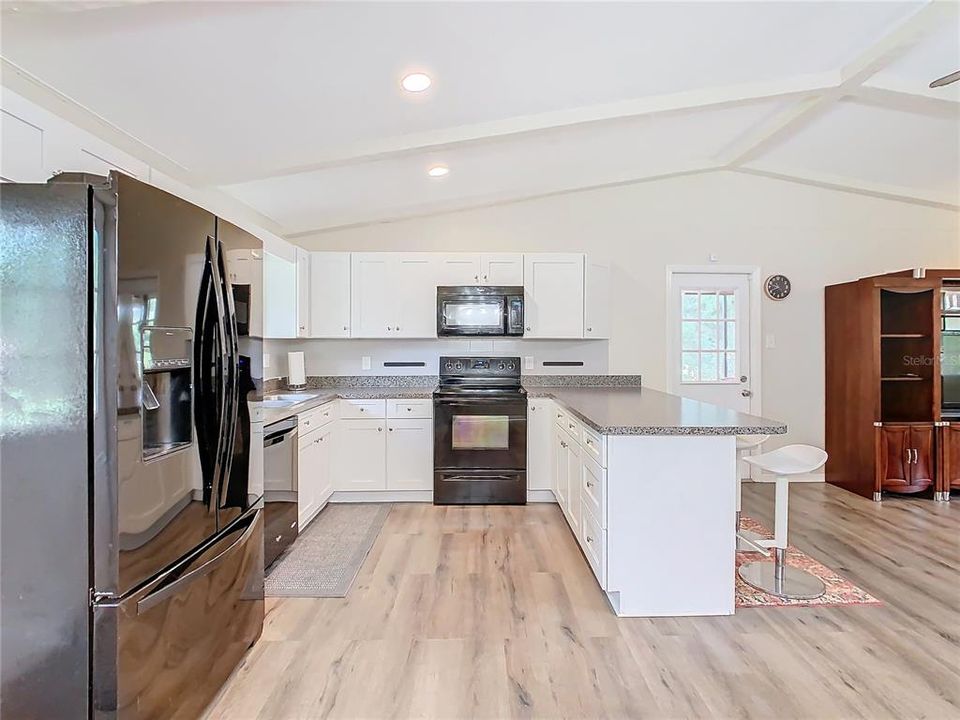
[437,286,524,337]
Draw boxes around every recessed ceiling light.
[401,72,432,93]
[427,165,449,178]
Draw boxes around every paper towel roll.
[287,351,306,388]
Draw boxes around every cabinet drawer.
[387,398,432,419]
[298,426,323,452]
[554,405,568,429]
[581,425,606,467]
[561,413,582,443]
[299,401,337,433]
[339,399,386,419]
[581,454,606,528]
[580,499,607,589]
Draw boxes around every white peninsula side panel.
[605,434,736,617]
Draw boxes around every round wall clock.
[764,274,792,300]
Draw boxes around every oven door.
[434,396,527,471]
[437,295,506,336]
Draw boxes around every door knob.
[741,389,752,397]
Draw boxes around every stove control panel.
[440,356,520,377]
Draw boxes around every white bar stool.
[736,434,769,551]
[737,444,828,600]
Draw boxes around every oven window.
[451,415,510,449]
[443,301,502,328]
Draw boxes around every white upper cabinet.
[395,254,439,338]
[308,252,351,338]
[351,253,393,338]
[263,252,297,338]
[523,253,585,338]
[480,253,523,286]
[295,248,310,338]
[584,257,611,339]
[436,253,481,285]
[352,253,438,338]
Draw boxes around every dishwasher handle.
[264,417,297,447]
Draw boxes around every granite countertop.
[256,375,786,436]
[256,386,435,426]
[527,386,787,436]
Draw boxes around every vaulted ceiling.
[2,1,958,236]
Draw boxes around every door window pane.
[701,353,719,381]
[701,322,718,350]
[679,286,739,384]
[700,293,719,319]
[681,353,699,382]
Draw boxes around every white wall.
[263,337,610,380]
[293,171,960,447]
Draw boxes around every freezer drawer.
[93,508,264,720]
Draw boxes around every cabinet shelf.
[881,376,925,382]
[881,333,929,339]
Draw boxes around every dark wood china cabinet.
[826,269,957,502]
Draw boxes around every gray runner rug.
[265,503,391,598]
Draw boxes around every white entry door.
[668,271,756,413]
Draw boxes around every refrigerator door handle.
[206,236,232,512]
[135,510,259,615]
[194,243,219,509]
[215,239,240,508]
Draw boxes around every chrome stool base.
[738,549,825,600]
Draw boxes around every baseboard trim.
[327,489,559,504]
[330,490,433,503]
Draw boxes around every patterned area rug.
[265,503,391,598]
[736,516,882,608]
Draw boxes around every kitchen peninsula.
[260,377,786,617]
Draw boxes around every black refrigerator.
[0,172,264,718]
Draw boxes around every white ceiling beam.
[717,1,959,168]
[851,85,959,117]
[733,165,959,211]
[283,163,723,238]
[211,73,836,186]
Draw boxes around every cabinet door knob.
[343,325,348,331]
[586,481,594,488]
[275,535,283,542]
[378,426,383,432]
[587,327,593,332]
[474,275,479,282]
[388,427,393,432]
[586,535,594,543]
[526,326,532,331]
[387,326,392,331]
[483,274,488,282]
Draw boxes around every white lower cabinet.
[297,422,334,530]
[336,419,387,490]
[386,418,433,490]
[527,399,554,491]
[546,403,608,590]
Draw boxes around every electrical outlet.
[263,353,271,368]
[524,356,534,370]
[361,356,371,371]
[765,334,776,349]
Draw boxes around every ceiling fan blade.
[929,70,960,88]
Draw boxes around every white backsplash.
[262,338,609,379]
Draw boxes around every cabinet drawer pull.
[585,438,593,446]
[585,535,594,543]
[568,423,575,430]
[560,440,567,448]
[913,448,918,464]
[407,407,412,412]
[586,480,594,488]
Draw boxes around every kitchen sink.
[260,392,316,408]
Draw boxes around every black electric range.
[433,356,527,505]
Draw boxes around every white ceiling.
[2,0,958,235]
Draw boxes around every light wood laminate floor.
[205,483,960,720]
